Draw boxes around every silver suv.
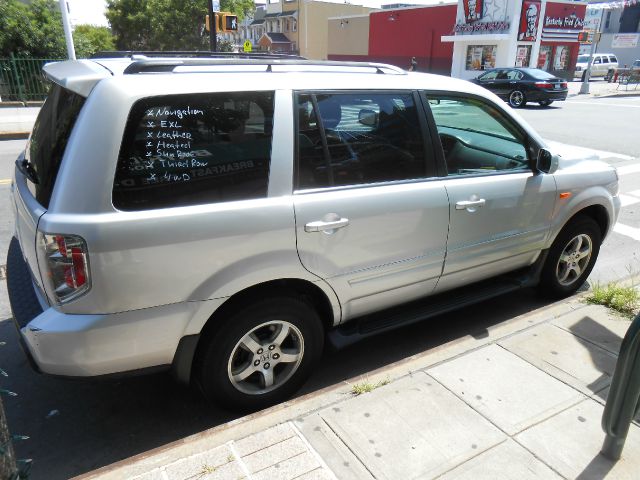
[7,55,620,410]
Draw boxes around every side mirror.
[358,109,378,127]
[536,148,558,174]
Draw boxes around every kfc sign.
[544,14,584,29]
[518,0,541,42]
[463,0,483,23]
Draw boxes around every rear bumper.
[6,236,207,377]
[528,90,568,102]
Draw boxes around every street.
[0,91,639,479]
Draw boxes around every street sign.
[243,40,252,53]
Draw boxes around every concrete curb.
[73,296,592,480]
[0,101,43,108]
[0,132,29,141]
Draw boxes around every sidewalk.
[0,104,39,140]
[567,78,640,98]
[74,296,640,480]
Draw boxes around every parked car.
[575,53,619,81]
[7,54,620,411]
[470,67,568,108]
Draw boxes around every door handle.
[455,199,486,210]
[305,217,350,233]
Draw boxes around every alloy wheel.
[509,90,524,108]
[555,233,593,286]
[227,320,304,395]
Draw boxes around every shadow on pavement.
[2,288,554,479]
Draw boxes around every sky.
[64,0,457,27]
[66,0,109,27]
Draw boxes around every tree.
[74,25,116,57]
[220,0,255,22]
[0,0,66,58]
[106,0,255,51]
[0,0,116,58]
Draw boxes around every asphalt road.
[0,96,639,479]
[517,89,640,159]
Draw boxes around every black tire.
[197,297,324,411]
[581,71,587,82]
[508,90,526,108]
[538,100,553,107]
[538,216,602,299]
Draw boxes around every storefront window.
[538,45,552,71]
[515,45,532,67]
[553,45,570,71]
[465,45,497,71]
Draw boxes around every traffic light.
[221,13,238,32]
[205,12,238,32]
[577,31,589,42]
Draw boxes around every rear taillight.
[535,82,553,89]
[561,82,567,88]
[40,233,90,304]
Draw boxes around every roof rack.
[93,50,305,60]
[122,58,407,75]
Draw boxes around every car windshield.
[526,69,556,80]
[577,55,590,63]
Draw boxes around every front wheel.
[197,297,324,411]
[508,90,526,108]
[539,100,553,107]
[538,216,602,298]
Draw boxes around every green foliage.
[220,0,255,21]
[73,25,115,57]
[0,0,116,59]
[106,0,255,51]
[587,283,640,318]
[0,0,66,58]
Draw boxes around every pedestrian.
[409,57,417,72]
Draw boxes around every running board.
[327,258,546,350]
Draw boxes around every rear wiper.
[16,157,39,184]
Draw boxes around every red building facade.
[367,4,457,75]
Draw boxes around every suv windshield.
[577,55,590,63]
[25,84,85,208]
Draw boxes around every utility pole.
[579,7,605,95]
[208,0,217,52]
[59,0,76,60]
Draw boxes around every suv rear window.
[113,92,274,211]
[25,84,85,208]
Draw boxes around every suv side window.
[426,95,529,176]
[113,91,274,211]
[610,56,618,63]
[296,92,431,189]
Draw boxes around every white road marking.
[619,194,640,207]
[545,140,635,162]
[617,164,640,176]
[629,189,640,196]
[614,223,640,242]
[569,101,640,108]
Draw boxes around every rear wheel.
[197,297,323,411]
[539,100,553,107]
[538,216,602,298]
[508,90,526,108]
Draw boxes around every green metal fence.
[0,54,63,102]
